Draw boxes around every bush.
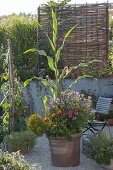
[0,15,38,80]
[91,132,113,165]
[4,131,37,154]
[28,114,48,136]
[0,149,41,170]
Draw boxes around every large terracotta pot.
[48,133,82,167]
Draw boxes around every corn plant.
[24,9,101,105]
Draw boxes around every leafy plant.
[0,149,41,170]
[24,9,97,101]
[1,62,28,132]
[0,15,38,80]
[25,9,100,139]
[28,91,95,139]
[4,131,37,153]
[43,0,71,8]
[91,132,113,165]
[28,114,49,136]
[44,91,95,138]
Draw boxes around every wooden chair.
[83,97,113,135]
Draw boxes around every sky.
[0,0,112,16]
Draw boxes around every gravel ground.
[25,126,113,170]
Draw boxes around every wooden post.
[8,39,14,133]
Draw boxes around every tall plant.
[0,15,38,80]
[24,9,99,104]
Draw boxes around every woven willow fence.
[37,3,109,68]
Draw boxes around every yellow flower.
[58,109,62,114]
[52,113,56,118]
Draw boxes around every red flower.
[44,117,49,122]
[77,107,80,113]
[67,110,73,117]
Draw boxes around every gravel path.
[25,126,113,170]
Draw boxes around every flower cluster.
[44,91,95,138]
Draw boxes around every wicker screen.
[37,3,109,67]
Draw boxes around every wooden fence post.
[7,39,14,133]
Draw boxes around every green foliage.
[25,9,100,102]
[1,68,28,132]
[43,0,71,8]
[0,149,41,170]
[0,15,37,80]
[4,131,37,153]
[91,132,113,165]
[28,114,49,136]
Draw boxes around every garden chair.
[83,97,113,135]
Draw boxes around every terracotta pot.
[107,119,113,126]
[102,159,113,170]
[48,133,82,167]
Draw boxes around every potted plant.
[91,132,113,170]
[4,130,37,155]
[28,91,94,167]
[25,9,96,167]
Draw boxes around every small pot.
[107,119,113,126]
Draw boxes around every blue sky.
[0,0,112,16]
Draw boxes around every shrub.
[91,132,113,165]
[28,114,48,136]
[0,149,41,170]
[4,131,37,153]
[0,15,38,80]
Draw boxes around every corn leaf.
[63,24,78,42]
[41,79,50,86]
[52,9,57,46]
[46,33,55,52]
[43,96,48,108]
[37,50,48,57]
[24,48,37,54]
[32,18,43,29]
[47,56,55,71]
[55,44,64,63]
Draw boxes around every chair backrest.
[96,97,112,114]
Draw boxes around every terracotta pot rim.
[48,133,82,140]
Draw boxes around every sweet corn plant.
[24,9,101,105]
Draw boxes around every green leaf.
[63,24,78,42]
[55,44,64,63]
[47,56,55,71]
[37,50,48,57]
[77,75,94,81]
[24,48,37,54]
[46,33,55,52]
[52,9,57,46]
[3,74,9,81]
[43,96,48,108]
[41,79,50,86]
[88,60,103,64]
[49,79,57,91]
[32,18,43,29]
[24,78,33,87]
[2,102,9,109]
